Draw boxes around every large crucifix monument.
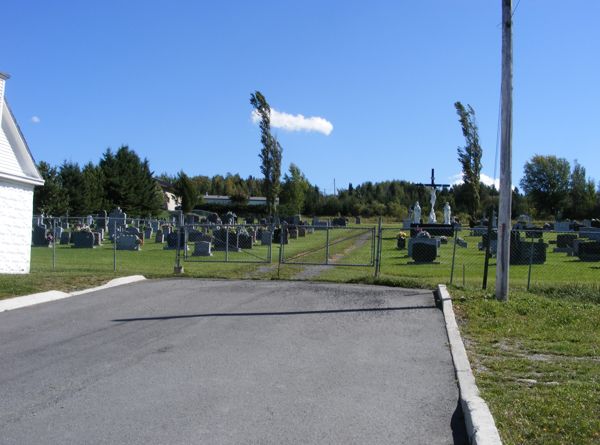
[417,169,449,223]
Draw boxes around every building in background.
[0,72,44,273]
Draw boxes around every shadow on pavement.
[112,305,437,322]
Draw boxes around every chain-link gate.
[177,224,273,264]
[280,224,376,267]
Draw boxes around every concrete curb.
[437,284,503,445]
[0,275,146,313]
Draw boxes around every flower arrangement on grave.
[416,230,431,239]
[396,231,407,250]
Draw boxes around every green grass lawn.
[1,226,599,443]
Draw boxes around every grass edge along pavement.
[450,284,600,445]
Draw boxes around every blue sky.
[3,1,599,194]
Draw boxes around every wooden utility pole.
[495,0,513,301]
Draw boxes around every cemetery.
[23,198,600,292]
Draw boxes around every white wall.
[0,178,35,274]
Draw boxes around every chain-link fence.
[376,225,600,291]
[30,214,600,291]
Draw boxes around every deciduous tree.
[250,91,282,215]
[520,155,570,217]
[454,101,483,218]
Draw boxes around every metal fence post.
[174,221,183,274]
[325,225,330,265]
[450,227,458,284]
[527,230,534,291]
[225,227,229,262]
[52,217,56,271]
[113,219,117,272]
[374,217,382,277]
[482,210,494,289]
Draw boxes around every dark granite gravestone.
[32,225,49,247]
[126,226,141,238]
[117,234,140,250]
[332,217,347,227]
[410,223,454,238]
[60,231,71,245]
[93,232,102,246]
[273,227,289,244]
[288,226,298,239]
[212,228,241,251]
[355,216,361,225]
[72,231,94,248]
[144,228,153,239]
[155,230,164,243]
[412,242,438,263]
[510,232,547,265]
[238,233,253,249]
[164,232,186,250]
[577,241,600,261]
[298,227,306,237]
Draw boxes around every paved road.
[0,280,466,444]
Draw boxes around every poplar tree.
[454,101,483,219]
[250,91,282,215]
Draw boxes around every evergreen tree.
[33,161,68,215]
[99,146,163,216]
[174,171,198,213]
[81,162,105,214]
[59,161,86,215]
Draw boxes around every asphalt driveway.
[0,279,466,444]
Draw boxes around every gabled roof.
[0,79,44,186]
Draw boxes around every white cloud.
[451,173,500,189]
[31,116,41,124]
[251,108,333,136]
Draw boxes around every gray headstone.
[261,231,272,245]
[117,234,140,250]
[155,230,164,243]
[192,241,212,256]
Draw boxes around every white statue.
[413,201,421,224]
[443,202,451,225]
[428,186,437,223]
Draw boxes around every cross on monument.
[417,169,449,223]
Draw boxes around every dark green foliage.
[59,161,86,215]
[279,163,309,215]
[81,162,105,214]
[455,101,483,218]
[520,155,571,217]
[174,171,198,214]
[250,91,282,215]
[566,160,596,219]
[98,146,163,216]
[34,161,68,215]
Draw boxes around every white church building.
[0,72,44,274]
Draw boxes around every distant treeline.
[34,146,599,222]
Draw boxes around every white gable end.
[0,72,44,274]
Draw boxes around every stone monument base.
[410,224,454,237]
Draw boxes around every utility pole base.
[173,265,184,274]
